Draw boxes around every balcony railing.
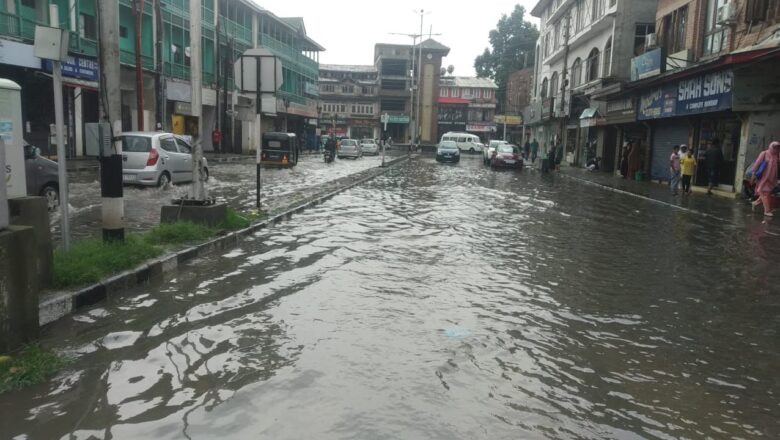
[221,18,251,45]
[120,49,155,71]
[260,36,319,77]
[69,34,98,57]
[0,11,45,41]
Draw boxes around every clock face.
[427,53,433,60]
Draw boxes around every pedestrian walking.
[524,140,531,160]
[680,145,696,194]
[751,141,780,217]
[620,142,630,178]
[669,145,682,195]
[531,138,539,164]
[554,141,564,171]
[627,142,641,180]
[705,138,724,195]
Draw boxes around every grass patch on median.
[52,208,268,289]
[53,235,162,289]
[144,221,216,246]
[0,345,68,394]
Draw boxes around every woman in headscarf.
[752,141,780,217]
[619,142,630,178]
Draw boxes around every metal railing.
[120,49,155,71]
[221,18,251,45]
[0,11,45,41]
[260,36,319,77]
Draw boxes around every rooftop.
[320,64,378,73]
[441,76,499,89]
[531,0,553,17]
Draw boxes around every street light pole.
[415,9,426,148]
[48,4,70,249]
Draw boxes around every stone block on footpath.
[0,226,40,353]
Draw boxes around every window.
[352,105,356,113]
[176,138,192,154]
[586,48,600,82]
[340,104,346,112]
[361,86,372,94]
[662,7,688,53]
[603,38,612,77]
[441,87,449,97]
[704,0,728,55]
[550,72,559,97]
[540,78,549,98]
[745,0,776,22]
[343,85,354,94]
[159,137,178,153]
[452,88,459,97]
[634,23,656,56]
[592,0,605,20]
[20,0,35,7]
[120,26,129,39]
[172,43,183,64]
[322,84,335,93]
[79,14,97,39]
[475,89,482,99]
[571,58,582,87]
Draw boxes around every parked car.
[440,132,484,154]
[435,140,460,163]
[491,144,523,170]
[121,132,209,187]
[485,140,509,165]
[23,142,60,212]
[338,139,363,159]
[362,141,380,155]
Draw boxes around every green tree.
[475,5,539,112]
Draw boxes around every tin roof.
[320,64,378,73]
[441,76,499,89]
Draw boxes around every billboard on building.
[631,48,664,81]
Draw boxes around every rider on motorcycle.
[324,134,337,162]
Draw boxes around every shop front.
[348,118,378,140]
[437,102,467,141]
[466,123,495,143]
[603,97,648,175]
[638,69,738,189]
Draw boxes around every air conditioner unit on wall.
[716,2,737,25]
[645,33,658,50]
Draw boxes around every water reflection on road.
[3,156,779,439]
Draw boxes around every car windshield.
[440,142,458,149]
[497,145,515,153]
[342,140,357,146]
[122,136,152,153]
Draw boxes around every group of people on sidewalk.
[668,139,725,197]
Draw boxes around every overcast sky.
[252,0,539,77]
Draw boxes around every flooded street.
[59,154,387,242]
[3,156,779,439]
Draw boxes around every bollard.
[0,225,40,353]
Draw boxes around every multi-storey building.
[375,39,450,144]
[528,0,659,169]
[437,76,498,143]
[597,0,780,195]
[0,0,323,156]
[318,64,379,140]
[505,68,534,117]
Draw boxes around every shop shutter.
[650,120,689,181]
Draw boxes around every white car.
[440,132,484,154]
[121,132,209,187]
[485,140,509,165]
[362,142,379,155]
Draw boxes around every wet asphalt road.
[56,153,390,242]
[3,155,779,439]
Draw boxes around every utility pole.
[155,0,164,130]
[189,0,207,201]
[132,0,145,130]
[558,13,571,164]
[416,9,426,147]
[214,1,221,153]
[49,4,70,250]
[410,34,417,146]
[97,0,125,241]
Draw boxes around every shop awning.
[438,97,470,105]
[579,108,600,120]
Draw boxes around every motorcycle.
[324,149,334,163]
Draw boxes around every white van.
[440,132,484,153]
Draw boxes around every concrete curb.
[38,155,411,326]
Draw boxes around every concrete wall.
[0,226,39,353]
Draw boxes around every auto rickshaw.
[260,132,300,167]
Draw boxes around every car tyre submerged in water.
[40,184,59,212]
[157,171,171,188]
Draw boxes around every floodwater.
[3,156,779,439]
[59,154,385,242]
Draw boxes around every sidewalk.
[557,166,757,224]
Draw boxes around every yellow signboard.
[494,115,523,125]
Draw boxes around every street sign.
[233,48,283,93]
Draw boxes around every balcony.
[260,36,319,77]
[120,50,155,71]
[0,11,44,42]
[69,34,98,57]
[221,18,251,45]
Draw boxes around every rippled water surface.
[3,156,779,439]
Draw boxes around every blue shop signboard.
[631,48,664,81]
[43,55,99,82]
[638,69,733,120]
[675,69,733,115]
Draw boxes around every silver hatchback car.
[121,132,209,187]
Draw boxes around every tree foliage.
[475,5,539,110]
